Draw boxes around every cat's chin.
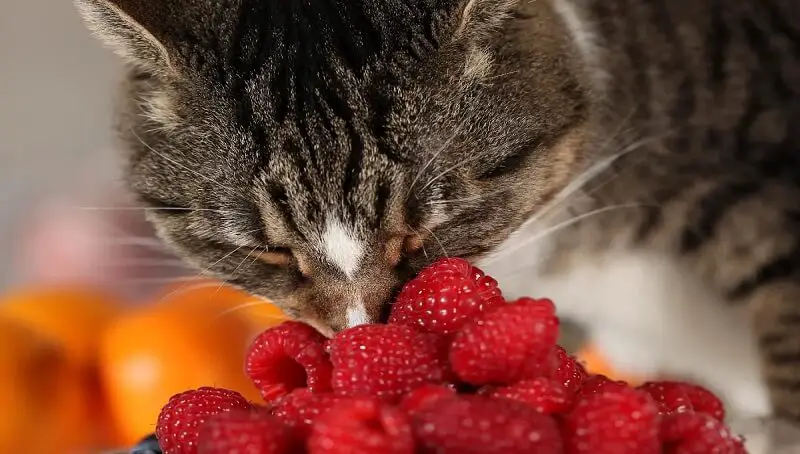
[297,317,336,339]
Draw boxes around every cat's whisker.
[114,276,206,284]
[246,244,270,269]
[479,151,637,267]
[205,248,259,301]
[97,237,164,246]
[426,195,483,206]
[94,237,172,254]
[510,129,668,234]
[77,206,248,215]
[478,70,522,87]
[581,132,675,200]
[232,247,259,275]
[426,186,510,207]
[98,258,189,268]
[421,226,449,258]
[155,281,226,297]
[416,148,494,196]
[214,298,279,320]
[409,227,430,259]
[405,122,468,202]
[500,203,650,273]
[520,153,623,226]
[130,129,241,196]
[156,229,263,300]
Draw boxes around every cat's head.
[76,0,587,334]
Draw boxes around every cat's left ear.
[74,0,174,74]
[454,0,519,42]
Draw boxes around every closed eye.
[257,247,294,268]
[476,137,540,180]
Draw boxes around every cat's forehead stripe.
[321,218,364,280]
[346,294,370,329]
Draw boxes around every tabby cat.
[75,0,800,426]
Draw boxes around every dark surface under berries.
[130,434,161,454]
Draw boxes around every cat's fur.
[75,0,800,424]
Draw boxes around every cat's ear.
[74,0,173,74]
[454,0,518,41]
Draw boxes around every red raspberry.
[449,298,559,385]
[270,388,344,438]
[575,374,629,399]
[329,324,447,402]
[307,397,414,454]
[388,257,505,335]
[661,412,746,453]
[668,382,725,421]
[155,387,252,454]
[562,387,661,454]
[638,381,694,415]
[552,346,589,396]
[412,395,563,454]
[197,409,299,454]
[488,377,572,414]
[246,321,333,403]
[398,384,457,415]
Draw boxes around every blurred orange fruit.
[99,302,265,445]
[575,343,646,385]
[0,316,79,454]
[0,286,123,367]
[156,279,287,330]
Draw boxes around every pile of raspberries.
[154,258,747,454]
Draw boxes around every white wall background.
[0,0,122,285]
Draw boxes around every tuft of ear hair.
[73,0,173,74]
[455,0,520,42]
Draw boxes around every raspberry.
[329,324,447,402]
[552,346,589,395]
[562,387,661,454]
[388,257,505,335]
[668,382,725,421]
[575,374,629,398]
[412,395,562,454]
[307,397,414,454]
[449,298,559,385]
[155,387,252,454]
[638,382,694,415]
[246,321,333,403]
[661,412,746,453]
[398,384,457,415]
[271,388,343,438]
[488,377,572,414]
[197,409,299,454]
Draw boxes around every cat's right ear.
[74,0,173,74]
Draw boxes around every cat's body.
[480,0,800,422]
[76,0,800,431]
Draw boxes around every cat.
[75,0,800,427]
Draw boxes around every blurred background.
[1,0,120,287]
[7,2,792,453]
[0,3,288,452]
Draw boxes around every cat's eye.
[257,248,294,268]
[258,247,313,279]
[386,234,425,267]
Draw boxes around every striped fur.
[543,0,800,422]
[76,0,800,423]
